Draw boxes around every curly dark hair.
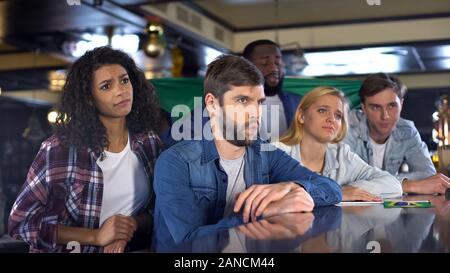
[55,46,161,155]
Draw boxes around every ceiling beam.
[0,52,68,71]
[140,2,233,52]
[1,89,59,106]
[233,17,450,52]
[326,72,450,90]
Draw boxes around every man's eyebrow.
[258,55,281,59]
[368,102,397,107]
[232,95,250,100]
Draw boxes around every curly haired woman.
[8,46,162,253]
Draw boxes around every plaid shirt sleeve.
[139,132,163,213]
[8,142,59,252]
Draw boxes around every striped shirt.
[8,132,161,252]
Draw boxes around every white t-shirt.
[220,154,246,218]
[260,94,288,141]
[97,136,149,226]
[370,137,387,169]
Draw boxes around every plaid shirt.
[8,132,161,253]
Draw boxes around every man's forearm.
[402,179,420,194]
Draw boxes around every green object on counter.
[383,200,434,208]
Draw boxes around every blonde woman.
[272,86,402,201]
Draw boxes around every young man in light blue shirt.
[344,73,450,195]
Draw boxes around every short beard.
[219,108,257,147]
[264,74,284,96]
[227,138,253,147]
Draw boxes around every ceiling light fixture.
[143,22,166,58]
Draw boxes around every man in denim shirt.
[344,73,450,195]
[153,55,341,249]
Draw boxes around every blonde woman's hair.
[279,86,349,146]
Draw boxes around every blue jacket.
[343,110,436,181]
[153,138,342,249]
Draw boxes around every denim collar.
[201,138,221,164]
[295,143,340,175]
[323,144,341,175]
[200,137,263,165]
[353,110,404,143]
[352,110,371,143]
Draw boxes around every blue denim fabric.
[153,138,341,249]
[343,110,436,181]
